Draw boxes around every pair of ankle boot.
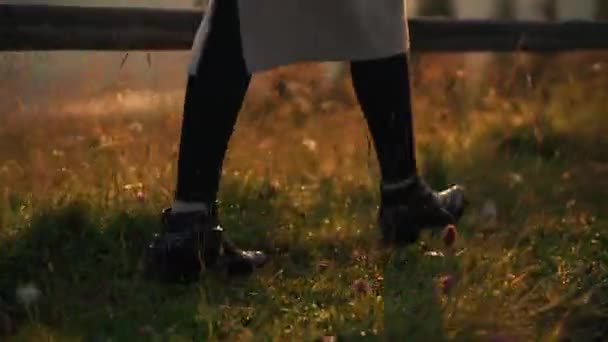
[145,176,466,282]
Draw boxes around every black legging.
[175,0,416,203]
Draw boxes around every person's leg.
[174,0,250,208]
[146,0,266,281]
[350,54,417,184]
[350,53,466,245]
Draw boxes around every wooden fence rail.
[2,4,608,52]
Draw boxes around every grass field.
[1,53,607,341]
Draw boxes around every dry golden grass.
[0,52,607,341]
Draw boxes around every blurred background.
[0,0,605,119]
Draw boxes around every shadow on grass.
[0,199,278,340]
[0,176,460,340]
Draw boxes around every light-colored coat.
[189,0,410,75]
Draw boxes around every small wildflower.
[508,172,523,186]
[302,138,317,152]
[480,199,498,226]
[52,149,64,157]
[128,121,144,134]
[16,283,41,307]
[439,275,456,294]
[136,191,146,202]
[442,225,457,248]
[351,279,371,295]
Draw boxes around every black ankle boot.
[145,206,267,282]
[379,176,466,245]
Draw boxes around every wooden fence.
[2,4,608,53]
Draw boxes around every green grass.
[1,55,608,341]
